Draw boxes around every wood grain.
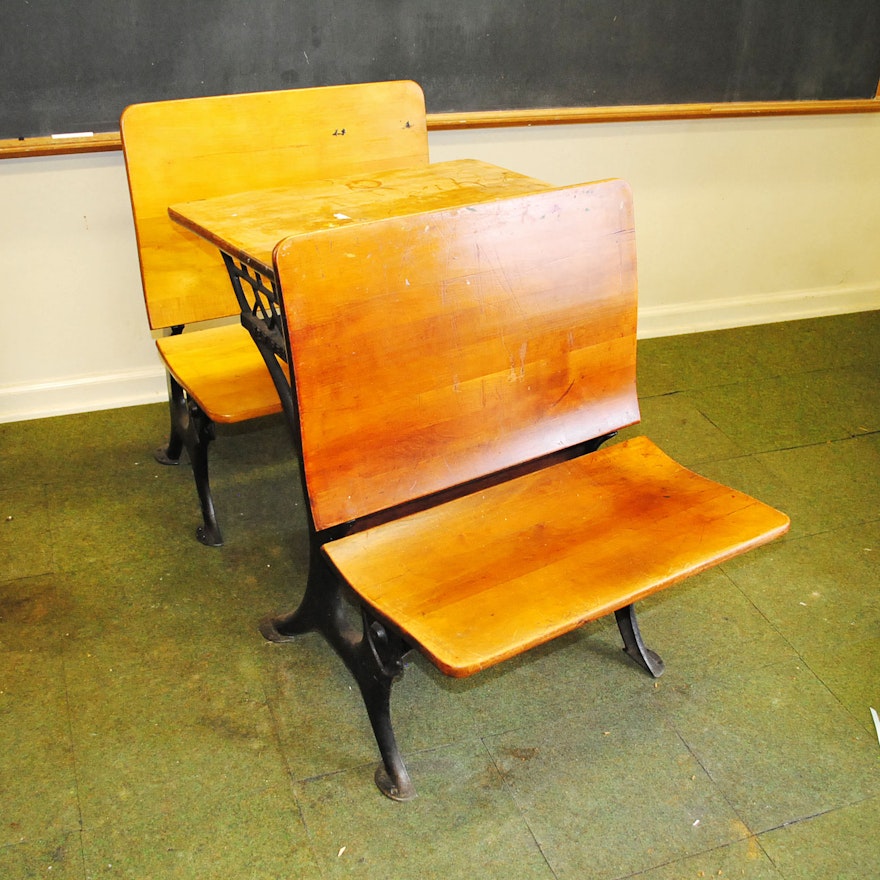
[156,324,287,422]
[122,80,429,330]
[324,436,790,676]
[275,179,789,677]
[170,159,552,278]
[275,180,639,530]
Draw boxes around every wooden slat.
[323,436,790,677]
[274,180,639,531]
[156,324,286,423]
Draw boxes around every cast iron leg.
[360,670,415,801]
[260,543,357,642]
[356,613,415,801]
[154,373,223,546]
[615,604,665,678]
[261,548,416,800]
[153,375,185,465]
[187,400,222,547]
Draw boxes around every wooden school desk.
[169,174,790,800]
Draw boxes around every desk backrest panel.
[274,180,640,531]
[121,80,429,330]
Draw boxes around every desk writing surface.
[168,159,551,277]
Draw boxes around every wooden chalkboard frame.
[2,92,879,160]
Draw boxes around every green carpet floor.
[1,311,878,879]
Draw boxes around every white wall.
[0,152,162,422]
[429,112,880,333]
[2,111,879,423]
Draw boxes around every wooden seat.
[156,324,288,422]
[120,80,429,544]
[325,436,789,678]
[263,179,790,799]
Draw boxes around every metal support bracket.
[154,370,223,546]
[261,543,417,800]
[615,604,665,678]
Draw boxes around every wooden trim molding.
[426,97,880,129]
[2,97,879,158]
[0,131,123,159]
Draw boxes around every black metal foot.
[196,522,223,547]
[615,604,665,678]
[153,444,181,466]
[260,545,356,643]
[375,763,416,801]
[258,613,310,643]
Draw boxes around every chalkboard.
[5,0,880,140]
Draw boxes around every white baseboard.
[637,283,880,339]
[0,367,168,424]
[2,284,878,423]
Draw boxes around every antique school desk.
[169,167,789,800]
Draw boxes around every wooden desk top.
[168,159,551,277]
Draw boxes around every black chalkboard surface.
[5,0,880,140]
